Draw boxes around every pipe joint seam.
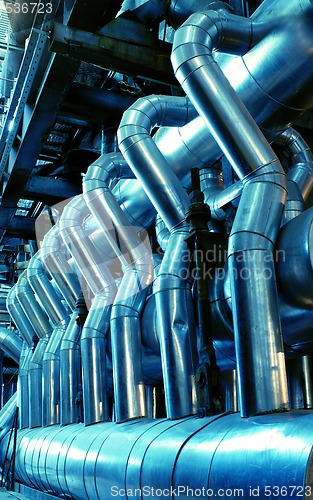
[228,232,276,256]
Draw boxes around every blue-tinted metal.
[1,411,312,499]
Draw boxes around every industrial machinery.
[1,0,313,498]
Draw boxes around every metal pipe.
[59,312,81,426]
[2,411,313,499]
[41,225,81,311]
[168,0,227,28]
[59,195,117,425]
[42,321,69,426]
[118,95,196,229]
[17,344,32,430]
[15,271,52,428]
[15,271,52,340]
[28,337,48,428]
[83,153,153,422]
[172,5,289,416]
[27,251,70,426]
[40,225,83,425]
[6,286,35,347]
[118,95,198,418]
[155,214,169,252]
[276,207,313,308]
[302,355,313,409]
[27,251,68,325]
[203,127,313,224]
[153,228,198,418]
[0,328,22,365]
[0,394,17,444]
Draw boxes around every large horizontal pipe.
[2,411,313,499]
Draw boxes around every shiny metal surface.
[118,95,192,230]
[59,193,118,425]
[59,312,81,426]
[27,251,68,325]
[276,128,313,201]
[41,225,81,311]
[3,0,313,495]
[0,327,22,364]
[81,293,113,424]
[0,394,17,443]
[1,411,313,499]
[84,153,154,422]
[15,270,52,339]
[42,321,69,426]
[18,345,32,429]
[154,229,197,418]
[6,286,35,347]
[276,207,313,308]
[172,5,289,416]
[28,337,48,428]
[118,95,198,418]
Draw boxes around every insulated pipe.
[168,0,234,28]
[28,338,48,428]
[59,196,117,425]
[2,412,313,499]
[118,95,197,418]
[18,344,32,429]
[27,251,70,426]
[6,286,34,429]
[42,321,69,426]
[83,153,153,422]
[118,95,196,229]
[204,127,313,222]
[41,225,81,311]
[40,225,82,425]
[0,327,21,429]
[275,128,313,224]
[6,286,35,347]
[15,271,52,428]
[276,207,313,308]
[153,228,197,418]
[172,6,289,416]
[0,328,22,365]
[27,251,68,325]
[60,312,81,426]
[0,394,17,444]
[15,271,51,340]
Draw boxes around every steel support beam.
[23,175,81,203]
[50,21,175,86]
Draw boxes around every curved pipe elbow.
[171,9,252,79]
[83,152,134,195]
[0,327,23,364]
[118,95,196,153]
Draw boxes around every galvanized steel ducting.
[2,0,313,498]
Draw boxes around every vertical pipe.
[59,195,116,425]
[171,6,289,416]
[83,154,153,422]
[60,312,82,425]
[118,96,198,418]
[302,355,313,409]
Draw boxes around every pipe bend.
[83,153,135,194]
[0,327,23,364]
